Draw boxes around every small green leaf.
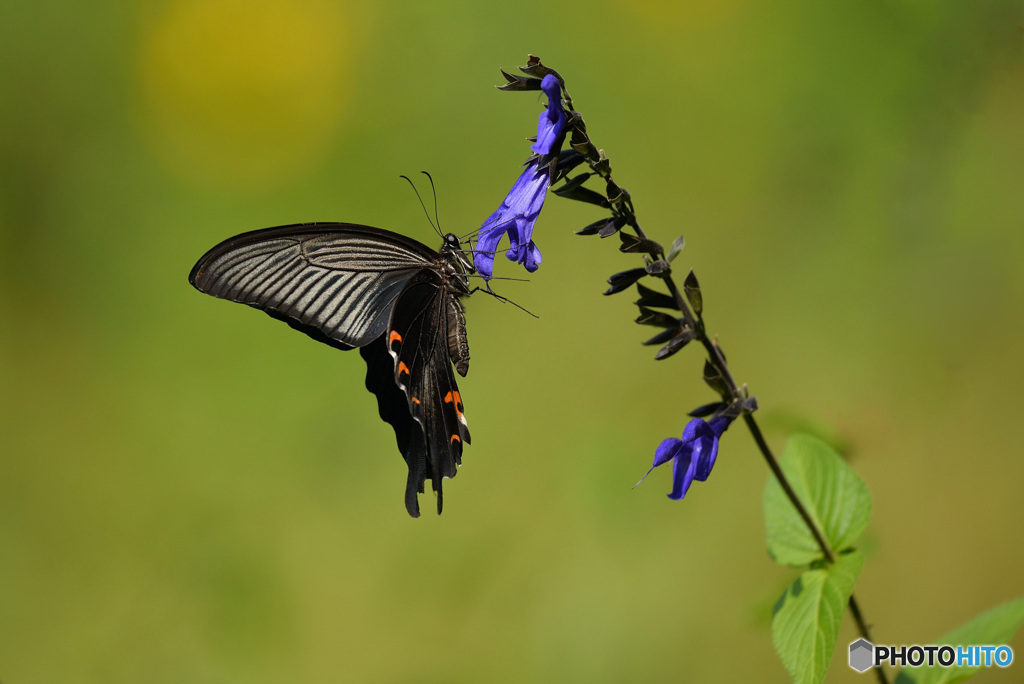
[773,551,865,684]
[894,597,1024,684]
[667,235,685,262]
[764,434,872,566]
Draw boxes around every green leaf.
[772,551,865,684]
[764,434,872,566]
[666,235,685,262]
[894,597,1024,684]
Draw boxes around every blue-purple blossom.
[636,416,734,500]
[473,161,548,279]
[531,74,567,156]
[474,74,566,281]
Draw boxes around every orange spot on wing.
[411,397,420,404]
[444,390,465,421]
[398,362,410,376]
[389,330,402,346]
[450,434,461,444]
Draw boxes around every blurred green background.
[2,0,1023,681]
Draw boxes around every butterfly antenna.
[420,171,442,234]
[399,174,442,239]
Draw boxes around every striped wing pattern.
[189,223,438,349]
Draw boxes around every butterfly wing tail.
[404,433,426,518]
[361,340,429,517]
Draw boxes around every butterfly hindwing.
[359,338,428,516]
[383,269,471,516]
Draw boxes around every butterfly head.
[441,232,476,277]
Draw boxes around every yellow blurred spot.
[139,0,351,190]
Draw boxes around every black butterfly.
[189,223,475,517]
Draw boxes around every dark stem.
[848,595,887,684]
[663,263,839,566]
[588,161,853,560]
[673,265,887,681]
[681,269,888,683]
[613,190,888,682]
[742,412,833,563]
[547,67,888,682]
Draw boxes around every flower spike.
[474,74,567,280]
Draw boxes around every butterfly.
[189,223,475,517]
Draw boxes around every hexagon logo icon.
[849,638,874,673]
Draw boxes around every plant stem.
[672,272,889,683]
[681,270,889,683]
[554,71,888,683]
[741,412,833,562]
[849,595,887,684]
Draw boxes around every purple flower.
[532,74,567,156]
[636,416,734,500]
[473,161,548,279]
[474,74,566,281]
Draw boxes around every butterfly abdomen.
[446,297,470,376]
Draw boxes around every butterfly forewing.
[189,223,439,349]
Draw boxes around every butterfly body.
[189,223,475,517]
